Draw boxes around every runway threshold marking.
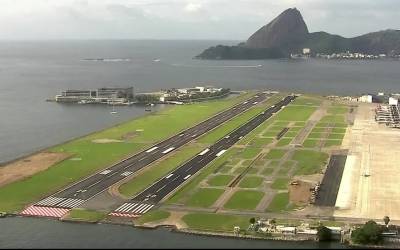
[162,147,175,154]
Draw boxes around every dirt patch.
[120,131,139,140]
[144,211,188,229]
[92,139,123,144]
[0,151,70,187]
[289,180,314,206]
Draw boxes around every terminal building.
[55,87,134,105]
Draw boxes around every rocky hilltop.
[196,8,400,59]
[246,8,308,51]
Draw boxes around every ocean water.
[0,40,398,248]
[0,40,399,163]
[0,217,344,249]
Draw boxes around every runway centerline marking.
[146,147,158,153]
[162,147,175,154]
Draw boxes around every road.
[33,92,271,209]
[111,95,296,217]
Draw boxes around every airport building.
[55,87,134,105]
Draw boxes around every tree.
[383,216,390,228]
[317,225,332,241]
[249,217,256,225]
[351,220,383,245]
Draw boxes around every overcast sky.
[1,0,399,40]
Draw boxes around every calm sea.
[0,40,397,248]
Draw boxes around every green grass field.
[238,176,264,188]
[66,209,108,222]
[271,178,289,190]
[135,210,170,224]
[240,148,262,159]
[328,133,345,140]
[276,138,292,147]
[249,138,273,148]
[307,132,325,139]
[273,106,317,121]
[292,150,329,175]
[182,213,250,232]
[266,192,290,212]
[327,106,348,114]
[186,188,225,208]
[262,168,274,176]
[224,190,264,210]
[324,139,343,147]
[207,175,234,186]
[265,149,286,159]
[320,115,346,124]
[291,97,322,106]
[0,93,253,213]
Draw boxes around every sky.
[0,0,399,40]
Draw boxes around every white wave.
[171,63,263,68]
[82,58,131,62]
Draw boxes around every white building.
[360,95,373,103]
[389,97,399,105]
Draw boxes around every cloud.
[0,0,398,40]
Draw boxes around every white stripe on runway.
[36,197,65,206]
[137,204,152,214]
[123,203,138,212]
[216,150,227,157]
[198,148,210,156]
[146,147,158,153]
[132,204,146,213]
[115,203,131,212]
[141,205,154,214]
[162,147,175,154]
[121,171,133,177]
[184,174,191,180]
[99,170,112,175]
[165,173,174,179]
[57,198,85,208]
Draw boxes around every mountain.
[196,8,400,59]
[246,8,308,51]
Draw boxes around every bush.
[351,220,383,245]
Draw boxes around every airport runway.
[28,93,271,213]
[111,95,296,217]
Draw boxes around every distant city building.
[389,97,399,105]
[303,48,311,55]
[360,95,373,103]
